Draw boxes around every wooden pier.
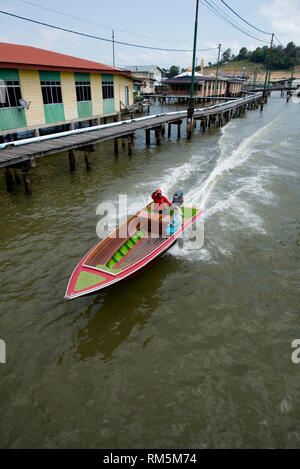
[1,93,263,194]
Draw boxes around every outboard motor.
[172,189,184,206]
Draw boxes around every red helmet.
[156,189,162,194]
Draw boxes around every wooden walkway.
[0,93,262,169]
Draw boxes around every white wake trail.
[186,118,276,214]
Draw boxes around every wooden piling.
[128,134,133,156]
[145,129,150,146]
[84,151,91,171]
[260,99,264,112]
[114,138,119,156]
[4,168,14,192]
[14,169,22,184]
[168,123,171,138]
[186,119,194,140]
[22,168,32,195]
[155,127,162,145]
[122,138,126,148]
[68,149,76,171]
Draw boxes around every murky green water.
[0,94,300,448]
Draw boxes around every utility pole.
[287,60,295,102]
[264,33,274,93]
[253,68,258,91]
[112,29,115,67]
[187,0,199,139]
[213,43,222,104]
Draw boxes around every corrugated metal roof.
[124,65,163,73]
[0,42,131,75]
[165,74,242,84]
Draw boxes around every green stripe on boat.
[106,229,146,269]
[147,205,198,218]
[96,265,122,273]
[74,271,106,292]
[181,207,198,218]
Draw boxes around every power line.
[0,10,218,53]
[274,34,284,47]
[202,0,267,43]
[17,0,189,46]
[212,0,284,48]
[208,0,268,39]
[201,0,267,43]
[219,0,272,36]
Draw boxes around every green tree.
[167,65,180,78]
[252,47,264,63]
[237,47,248,61]
[221,48,231,63]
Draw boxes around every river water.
[0,93,299,448]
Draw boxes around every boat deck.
[116,236,164,270]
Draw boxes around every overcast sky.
[0,0,299,69]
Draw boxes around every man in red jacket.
[151,189,172,213]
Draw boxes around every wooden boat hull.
[65,204,203,300]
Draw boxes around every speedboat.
[65,192,203,300]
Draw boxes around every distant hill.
[203,60,300,81]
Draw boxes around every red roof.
[0,42,131,75]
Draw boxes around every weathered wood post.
[68,149,76,171]
[122,138,126,148]
[168,123,172,138]
[4,168,14,192]
[260,98,264,112]
[22,168,32,195]
[155,127,162,145]
[145,129,151,145]
[13,169,22,184]
[114,138,119,156]
[84,151,91,171]
[128,134,133,156]
[186,98,194,140]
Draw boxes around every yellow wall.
[17,70,133,130]
[18,70,45,126]
[114,75,134,112]
[60,72,77,120]
[91,73,103,115]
